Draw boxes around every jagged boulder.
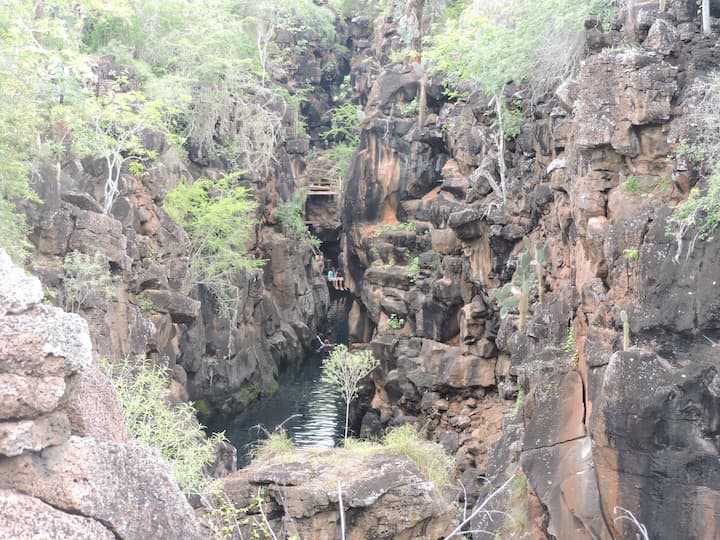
[0,489,115,539]
[222,448,457,539]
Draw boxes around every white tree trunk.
[703,0,711,34]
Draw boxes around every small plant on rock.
[512,388,524,419]
[135,294,154,312]
[63,250,112,313]
[623,248,639,261]
[384,314,405,330]
[565,326,579,364]
[104,357,225,495]
[383,424,454,490]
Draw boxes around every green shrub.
[384,424,454,490]
[248,429,296,463]
[623,176,641,196]
[104,357,224,495]
[63,250,112,313]
[136,294,154,312]
[565,327,579,364]
[512,388,524,419]
[383,314,405,330]
[165,173,264,323]
[374,222,416,236]
[275,188,321,249]
[666,172,720,261]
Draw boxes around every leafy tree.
[321,345,379,440]
[57,92,168,214]
[164,173,264,335]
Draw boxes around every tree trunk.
[407,0,426,55]
[417,71,427,129]
[703,0,711,34]
[344,400,350,440]
[493,94,508,206]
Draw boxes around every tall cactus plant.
[492,240,534,331]
[493,236,549,331]
[532,239,548,304]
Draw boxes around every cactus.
[533,240,548,304]
[620,310,630,351]
[492,239,535,331]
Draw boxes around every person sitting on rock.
[335,270,345,291]
[327,268,335,285]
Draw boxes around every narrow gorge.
[2,0,720,539]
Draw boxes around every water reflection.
[207,294,351,465]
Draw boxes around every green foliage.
[0,0,75,262]
[135,294,154,312]
[0,201,31,264]
[565,327,579,364]
[622,175,672,198]
[104,357,225,494]
[63,250,112,312]
[165,173,263,322]
[248,429,296,462]
[492,236,548,329]
[56,92,168,213]
[512,388,524,419]
[502,100,524,139]
[492,239,534,330]
[425,0,615,102]
[374,222,416,236]
[531,237,548,304]
[623,175,641,195]
[383,314,405,330]
[396,98,420,118]
[275,188,321,249]
[321,345,380,440]
[623,248,639,261]
[407,256,420,284]
[383,424,454,490]
[667,171,720,261]
[675,138,705,164]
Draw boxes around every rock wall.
[0,249,203,539]
[24,25,369,417]
[341,1,720,538]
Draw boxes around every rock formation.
[221,448,456,539]
[0,249,203,539]
[338,1,720,538]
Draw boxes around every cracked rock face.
[0,249,203,540]
[222,448,456,540]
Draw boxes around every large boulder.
[0,436,203,540]
[222,448,457,540]
[0,489,115,540]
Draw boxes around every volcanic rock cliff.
[339,1,720,538]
